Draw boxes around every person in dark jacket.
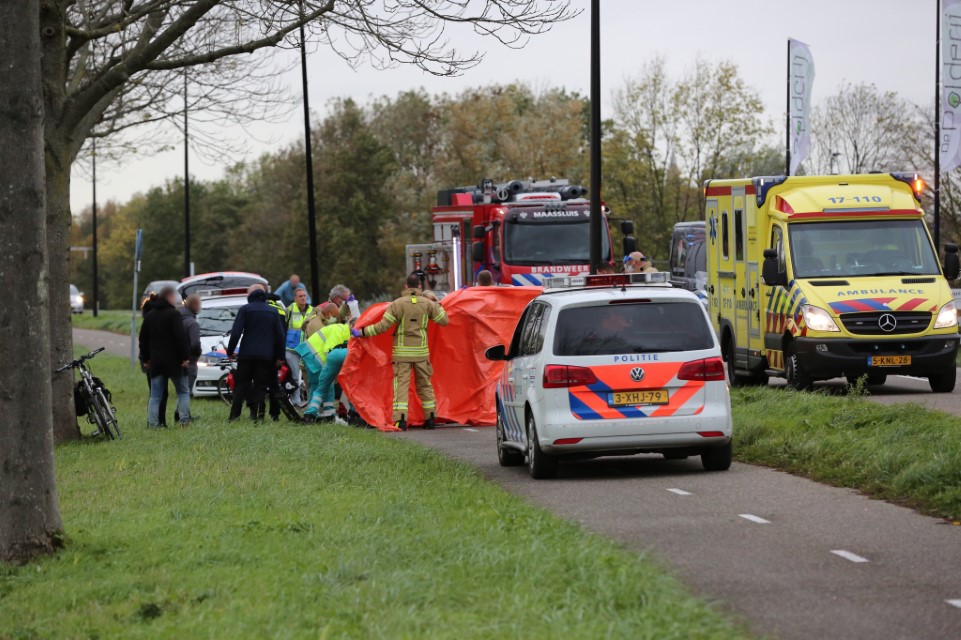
[174,294,203,422]
[226,284,286,422]
[179,294,203,389]
[139,287,191,427]
[140,292,168,426]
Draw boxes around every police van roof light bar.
[543,272,670,290]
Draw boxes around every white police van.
[485,272,733,479]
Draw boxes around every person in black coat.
[140,293,169,426]
[226,284,286,422]
[139,287,191,427]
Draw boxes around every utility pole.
[91,139,98,317]
[588,0,602,274]
[300,0,320,303]
[184,72,191,279]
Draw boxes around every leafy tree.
[39,0,576,442]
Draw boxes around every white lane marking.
[946,600,961,609]
[738,514,770,524]
[463,428,478,432]
[666,488,692,496]
[831,550,869,563]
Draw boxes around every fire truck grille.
[839,311,932,336]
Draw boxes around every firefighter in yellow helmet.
[352,274,448,430]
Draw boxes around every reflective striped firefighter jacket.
[363,288,448,362]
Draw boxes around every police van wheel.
[785,346,814,391]
[701,442,732,472]
[497,407,524,467]
[929,368,956,393]
[527,414,558,480]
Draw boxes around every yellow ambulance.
[704,173,961,392]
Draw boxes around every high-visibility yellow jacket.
[285,303,313,350]
[363,288,448,362]
[296,322,351,374]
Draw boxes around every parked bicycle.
[56,347,122,440]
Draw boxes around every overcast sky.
[70,0,936,211]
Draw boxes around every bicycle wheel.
[218,372,233,405]
[92,388,120,440]
[86,395,112,440]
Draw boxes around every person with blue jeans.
[296,320,351,424]
[139,287,191,427]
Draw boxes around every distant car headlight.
[198,353,226,366]
[801,304,840,332]
[74,296,83,304]
[935,301,958,329]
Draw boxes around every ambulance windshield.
[788,220,940,279]
[504,220,611,265]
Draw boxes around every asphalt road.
[73,327,961,638]
[794,370,961,415]
[401,426,961,640]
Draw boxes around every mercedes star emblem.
[630,367,645,382]
[878,313,897,333]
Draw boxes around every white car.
[192,292,249,397]
[485,272,733,479]
[70,284,84,314]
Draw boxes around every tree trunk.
[46,163,80,442]
[0,0,64,564]
[41,0,80,442]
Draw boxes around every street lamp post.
[184,72,191,280]
[588,0,602,274]
[92,139,98,317]
[300,1,320,303]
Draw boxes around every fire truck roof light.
[542,272,670,290]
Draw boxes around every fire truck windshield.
[504,220,611,265]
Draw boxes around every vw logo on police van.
[878,313,897,333]
[629,367,645,382]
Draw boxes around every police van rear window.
[553,302,714,356]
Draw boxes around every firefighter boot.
[423,413,435,430]
[395,415,407,432]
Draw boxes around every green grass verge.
[0,352,744,639]
[72,309,141,335]
[733,385,961,521]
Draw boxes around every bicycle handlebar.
[55,346,106,373]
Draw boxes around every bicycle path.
[402,426,961,640]
[73,328,131,358]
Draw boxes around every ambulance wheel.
[526,414,558,480]
[785,345,814,391]
[725,338,767,387]
[929,368,956,393]
[497,406,524,467]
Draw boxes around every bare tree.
[1,0,63,564]
[809,81,919,175]
[39,0,576,442]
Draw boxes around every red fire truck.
[406,178,635,291]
